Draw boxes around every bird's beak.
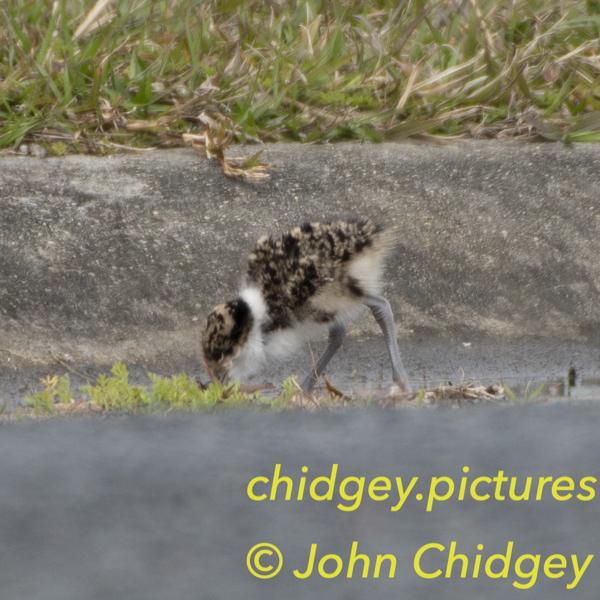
[202,358,229,385]
[212,367,229,385]
[216,370,229,385]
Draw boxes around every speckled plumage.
[201,219,410,393]
[246,219,390,331]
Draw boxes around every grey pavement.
[1,407,600,599]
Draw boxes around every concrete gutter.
[1,142,599,374]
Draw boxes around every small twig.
[99,141,155,152]
[50,353,94,383]
[324,376,345,399]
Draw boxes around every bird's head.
[201,297,257,384]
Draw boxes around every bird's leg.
[301,321,346,393]
[363,294,411,393]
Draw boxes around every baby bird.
[201,219,411,394]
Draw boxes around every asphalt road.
[1,407,599,600]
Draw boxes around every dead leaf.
[183,123,271,182]
[324,376,345,398]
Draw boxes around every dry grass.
[2,0,600,155]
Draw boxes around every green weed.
[26,374,72,415]
[504,382,547,403]
[81,362,150,412]
[23,362,271,415]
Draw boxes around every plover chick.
[201,219,411,394]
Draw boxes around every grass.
[2,0,600,156]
